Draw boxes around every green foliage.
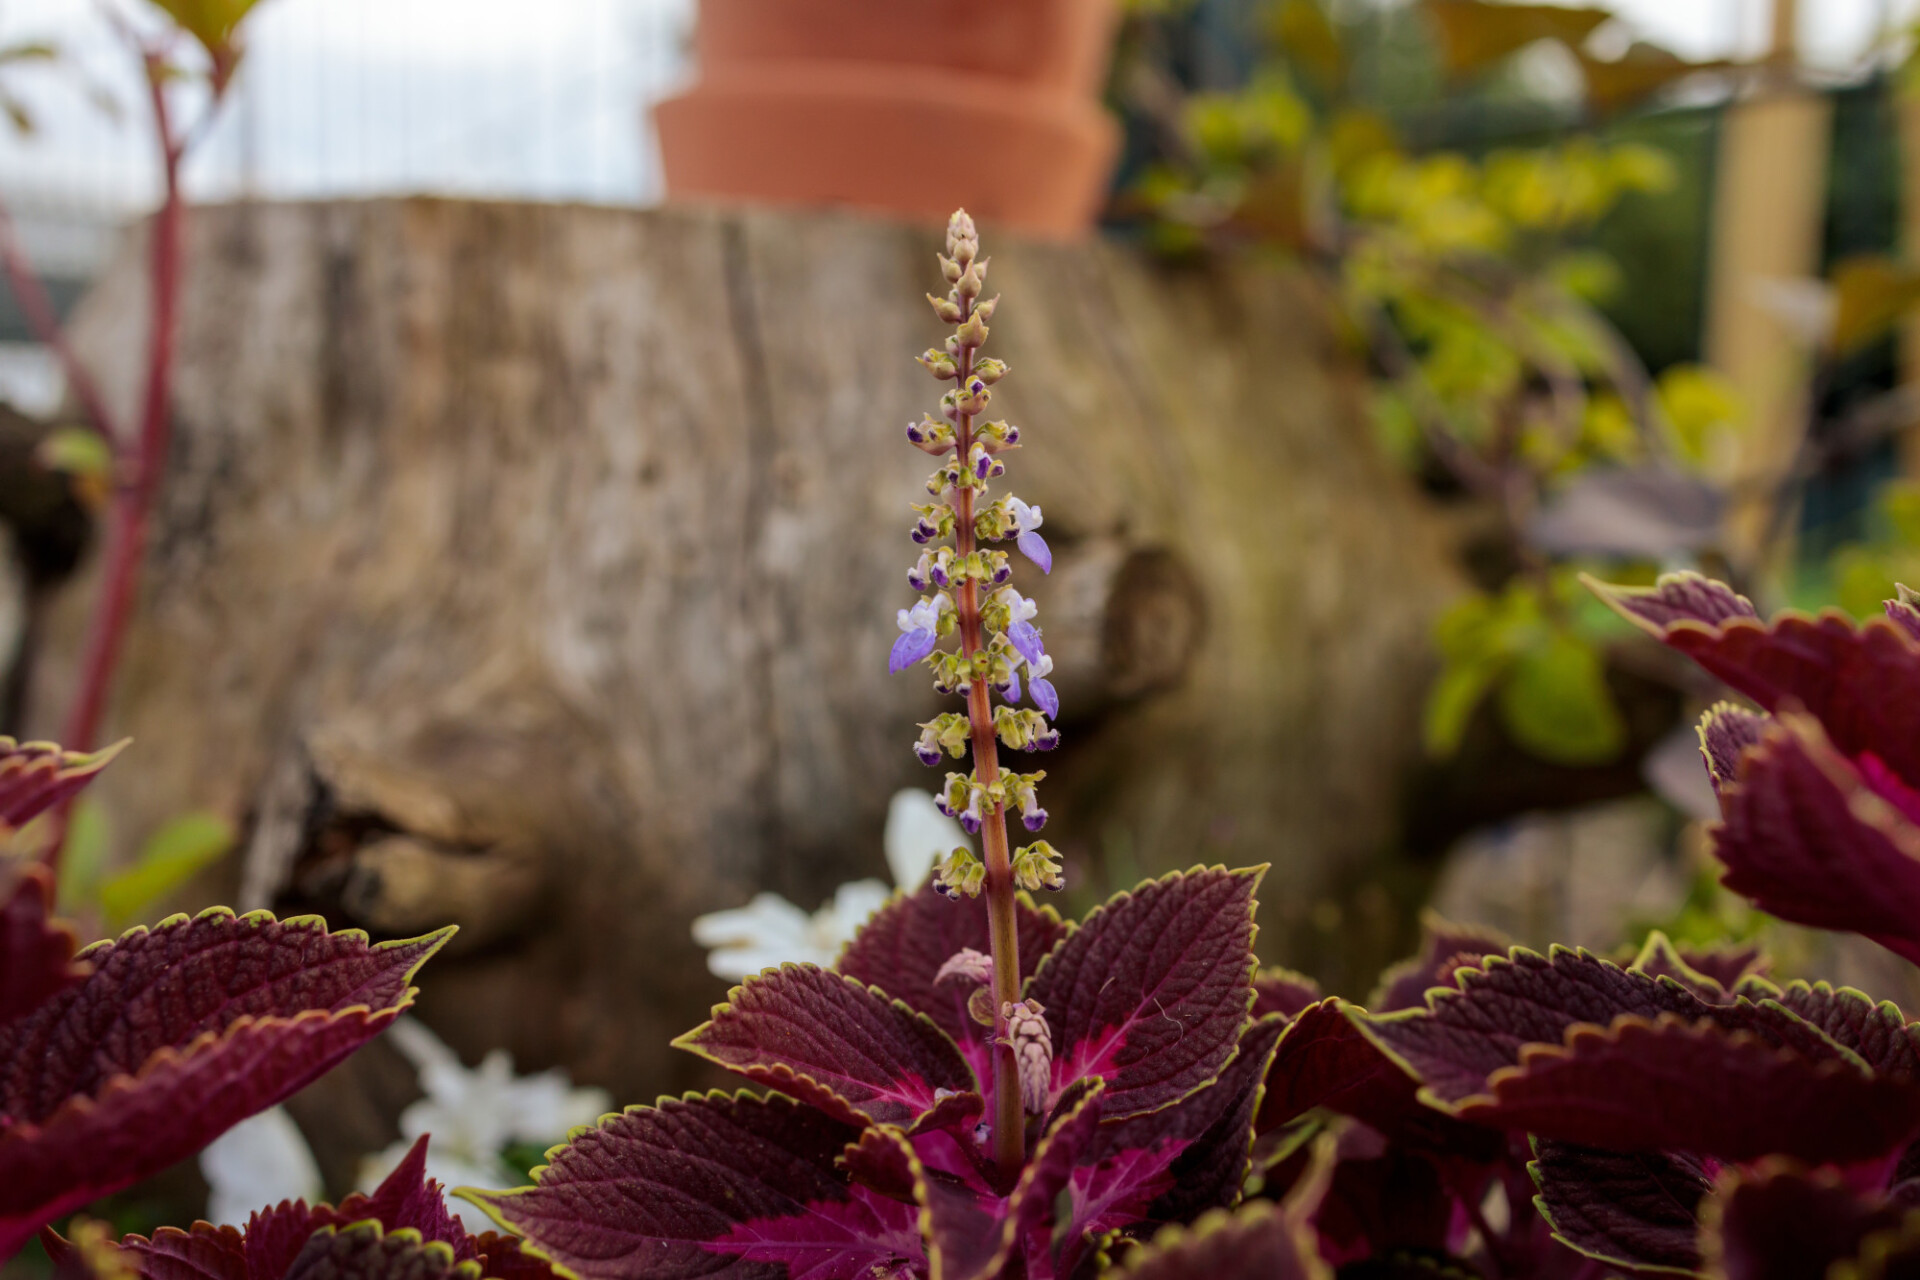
[1425,571,1627,765]
[55,800,235,933]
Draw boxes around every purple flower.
[1008,497,1051,574]
[997,667,1022,706]
[1031,675,1059,720]
[1022,805,1049,832]
[914,739,943,767]
[890,594,947,674]
[1009,619,1045,669]
[1031,726,1060,751]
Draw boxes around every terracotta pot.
[654,0,1122,240]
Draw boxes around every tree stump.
[42,200,1461,1178]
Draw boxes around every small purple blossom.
[1031,726,1060,752]
[991,558,1012,585]
[998,667,1022,706]
[1008,497,1050,574]
[1031,676,1059,721]
[914,739,942,767]
[1022,805,1049,832]
[1009,619,1045,669]
[890,594,948,674]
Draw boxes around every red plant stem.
[0,206,120,442]
[51,51,188,872]
[950,299,1025,1178]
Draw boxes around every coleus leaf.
[1672,940,1767,991]
[0,911,451,1259]
[1528,1140,1713,1273]
[1048,1016,1287,1278]
[1029,866,1261,1118]
[673,964,976,1127]
[1368,915,1509,1014]
[0,863,86,1026]
[124,1138,550,1280]
[1110,1198,1330,1280]
[0,737,123,829]
[838,883,1069,1083]
[1703,709,1920,965]
[1629,932,1737,1004]
[1592,571,1920,789]
[1252,968,1322,1022]
[468,1091,923,1280]
[281,1224,479,1280]
[1701,1162,1908,1280]
[1358,947,1920,1162]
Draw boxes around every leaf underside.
[1529,1140,1712,1273]
[1113,1202,1328,1280]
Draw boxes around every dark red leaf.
[1369,916,1509,1014]
[0,913,449,1259]
[1707,712,1920,964]
[1256,1003,1500,1165]
[1455,1014,1920,1163]
[0,863,86,1027]
[1252,968,1322,1021]
[1312,1130,1457,1263]
[1765,981,1920,1079]
[1358,946,1854,1110]
[281,1224,478,1280]
[838,883,1069,1083]
[1529,1140,1712,1272]
[471,1233,560,1280]
[1593,572,1920,790]
[1698,703,1766,797]
[1110,1201,1329,1280]
[1628,932,1736,1003]
[1030,867,1260,1118]
[673,964,976,1127]
[121,1225,245,1280]
[468,1092,922,1280]
[1674,941,1767,991]
[0,737,123,829]
[1703,1163,1906,1280]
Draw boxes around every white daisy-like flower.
[692,789,971,981]
[358,1017,610,1231]
[199,1106,322,1227]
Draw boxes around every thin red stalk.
[0,202,121,442]
[949,295,1025,1178]
[51,50,190,872]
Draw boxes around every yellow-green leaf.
[1832,255,1920,354]
[1497,630,1625,764]
[98,810,234,930]
[1422,0,1609,78]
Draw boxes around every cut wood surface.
[42,200,1460,1179]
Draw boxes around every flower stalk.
[892,210,1061,1178]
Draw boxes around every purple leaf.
[889,628,937,675]
[124,1223,247,1280]
[673,964,977,1127]
[1593,572,1920,790]
[468,1092,921,1280]
[1358,946,1847,1111]
[1529,1140,1712,1272]
[1367,915,1509,1014]
[837,883,1069,1085]
[1764,980,1920,1078]
[1675,941,1768,990]
[0,864,86,1028]
[281,1223,478,1280]
[1709,712,1920,964]
[1017,531,1052,575]
[0,737,123,830]
[1450,1014,1920,1163]
[1250,967,1322,1022]
[1705,1164,1907,1280]
[0,913,450,1259]
[1030,677,1059,721]
[1030,866,1260,1119]
[1629,932,1737,1003]
[1108,1202,1327,1280]
[1698,703,1767,796]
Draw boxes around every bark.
[43,199,1461,1179]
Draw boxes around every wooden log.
[42,200,1461,1177]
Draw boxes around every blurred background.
[7,0,1920,1245]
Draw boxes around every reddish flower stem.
[950,298,1025,1178]
[49,48,194,874]
[0,206,120,444]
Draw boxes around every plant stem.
[950,300,1025,1178]
[0,205,120,443]
[52,49,189,872]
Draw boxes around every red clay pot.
[654,0,1122,240]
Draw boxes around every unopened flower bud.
[936,947,993,986]
[974,359,1009,386]
[939,254,963,284]
[1012,841,1064,893]
[974,296,999,322]
[927,293,962,324]
[917,349,958,380]
[1001,999,1052,1113]
[957,257,988,300]
[955,314,989,350]
[935,846,984,899]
